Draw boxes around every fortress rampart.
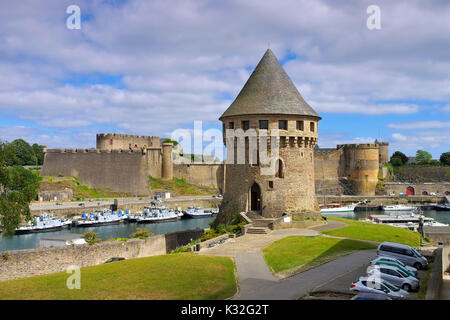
[96,133,160,150]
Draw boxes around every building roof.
[219,49,321,120]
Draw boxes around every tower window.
[228,121,234,129]
[310,122,315,132]
[242,120,250,131]
[278,120,287,130]
[297,121,304,131]
[275,159,284,178]
[268,181,274,189]
[259,120,268,130]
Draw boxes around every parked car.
[377,241,428,270]
[350,276,409,299]
[367,265,419,292]
[351,292,392,300]
[104,257,125,263]
[371,256,418,277]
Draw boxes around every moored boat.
[382,204,417,212]
[73,209,123,227]
[136,206,179,223]
[15,213,72,235]
[184,206,213,218]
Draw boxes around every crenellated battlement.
[96,133,160,140]
[337,143,380,149]
[44,148,152,154]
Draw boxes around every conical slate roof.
[220,49,321,120]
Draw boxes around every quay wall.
[383,182,450,196]
[0,229,205,282]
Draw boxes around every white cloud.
[388,121,450,130]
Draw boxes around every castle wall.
[314,148,345,195]
[41,148,163,196]
[96,133,160,150]
[173,163,225,192]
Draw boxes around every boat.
[184,206,213,218]
[366,213,434,224]
[73,209,124,227]
[382,204,417,212]
[136,206,179,223]
[15,213,72,235]
[435,204,450,211]
[320,203,358,213]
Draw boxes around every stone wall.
[96,133,160,150]
[0,228,206,282]
[173,163,225,192]
[393,166,450,183]
[41,148,164,196]
[384,182,450,196]
[38,189,73,202]
[314,148,345,195]
[0,235,167,282]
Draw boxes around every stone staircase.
[241,211,276,235]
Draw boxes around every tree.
[416,150,432,165]
[390,156,403,167]
[9,139,37,166]
[390,151,408,165]
[32,143,45,165]
[440,152,450,166]
[0,165,42,235]
[0,141,17,166]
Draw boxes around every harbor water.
[322,209,450,225]
[0,217,214,252]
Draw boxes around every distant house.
[406,156,417,164]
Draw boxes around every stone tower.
[215,49,321,225]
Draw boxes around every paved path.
[235,249,376,300]
[198,220,362,299]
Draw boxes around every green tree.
[9,139,37,166]
[440,152,450,166]
[0,165,42,235]
[32,143,45,165]
[416,150,432,165]
[390,151,408,165]
[82,232,102,245]
[390,156,403,167]
[0,141,17,166]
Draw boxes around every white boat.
[136,206,179,223]
[73,209,123,227]
[184,206,213,218]
[15,213,72,234]
[320,203,358,213]
[382,204,417,212]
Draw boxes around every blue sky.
[0,0,449,159]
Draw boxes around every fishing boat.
[184,206,213,218]
[435,204,450,211]
[136,206,179,223]
[382,204,417,212]
[73,209,124,227]
[15,213,72,235]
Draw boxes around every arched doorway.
[250,183,262,212]
[406,186,415,196]
[422,191,428,195]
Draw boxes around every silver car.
[377,241,428,270]
[371,256,418,277]
[350,276,409,299]
[367,265,419,292]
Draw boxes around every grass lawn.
[322,217,421,247]
[263,236,377,276]
[149,176,218,196]
[0,253,236,300]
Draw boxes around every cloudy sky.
[0,0,449,159]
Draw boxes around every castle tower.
[216,49,321,224]
[162,142,173,180]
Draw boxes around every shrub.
[130,228,153,239]
[82,232,102,245]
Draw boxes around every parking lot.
[303,253,428,300]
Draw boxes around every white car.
[350,276,409,299]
